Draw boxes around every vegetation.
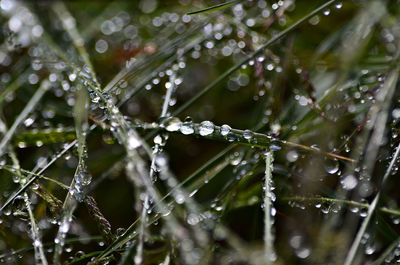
[0,0,400,264]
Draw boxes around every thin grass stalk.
[281,197,400,217]
[264,151,275,263]
[187,0,241,15]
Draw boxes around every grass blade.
[187,0,241,15]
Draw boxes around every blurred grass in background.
[0,0,400,264]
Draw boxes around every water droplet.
[155,154,167,168]
[165,117,181,132]
[365,245,376,255]
[59,221,70,233]
[286,150,298,162]
[335,2,343,9]
[175,192,185,204]
[243,129,253,140]
[270,144,281,151]
[220,124,231,136]
[18,142,27,148]
[359,207,368,218]
[180,119,194,135]
[12,174,20,183]
[321,202,330,214]
[33,239,42,247]
[127,132,141,150]
[187,213,200,225]
[24,117,35,127]
[198,121,214,136]
[153,134,164,145]
[324,158,339,174]
[296,248,311,259]
[91,96,100,104]
[69,73,77,82]
[323,9,330,16]
[341,174,358,190]
[65,244,73,252]
[309,15,320,25]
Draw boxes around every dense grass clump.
[0,0,400,264]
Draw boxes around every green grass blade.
[187,0,241,15]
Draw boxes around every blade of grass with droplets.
[173,0,339,116]
[263,151,275,263]
[281,196,400,217]
[187,0,241,15]
[136,121,355,163]
[53,85,89,263]
[6,140,48,265]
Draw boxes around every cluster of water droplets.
[383,241,400,263]
[71,161,92,202]
[285,198,379,218]
[263,151,277,262]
